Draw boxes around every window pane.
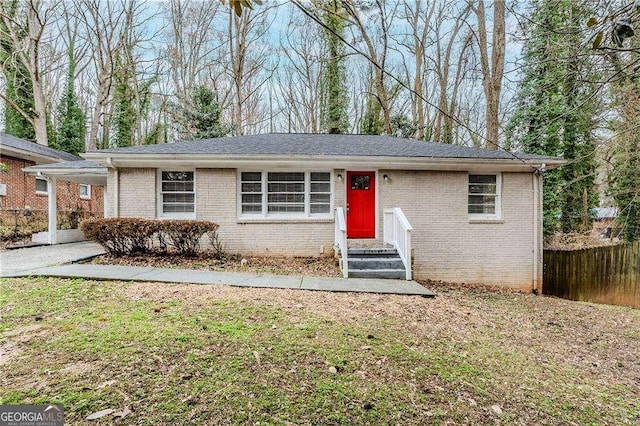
[469,183,496,194]
[242,172,261,181]
[242,193,262,204]
[164,204,195,213]
[164,193,195,203]
[268,172,304,181]
[268,182,304,193]
[268,204,305,213]
[469,175,496,184]
[162,181,194,192]
[268,193,304,203]
[310,182,330,193]
[242,182,262,193]
[468,195,496,214]
[310,172,330,181]
[162,171,193,182]
[311,193,330,203]
[351,175,370,190]
[36,178,47,192]
[242,204,262,214]
[311,204,331,214]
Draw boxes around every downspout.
[108,158,119,218]
[532,164,546,294]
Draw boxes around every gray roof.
[0,133,81,162]
[88,133,560,161]
[25,160,105,170]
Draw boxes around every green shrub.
[81,218,220,257]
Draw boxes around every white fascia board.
[82,153,565,172]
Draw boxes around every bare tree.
[275,8,324,133]
[471,0,505,149]
[342,0,398,134]
[226,4,274,135]
[0,0,56,145]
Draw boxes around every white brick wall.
[119,168,156,218]
[379,170,537,290]
[195,168,335,256]
[114,166,540,289]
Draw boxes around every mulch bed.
[88,253,342,277]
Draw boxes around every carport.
[23,160,108,244]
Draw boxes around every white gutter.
[82,153,566,172]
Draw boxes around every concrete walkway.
[0,241,106,277]
[1,242,434,296]
[10,264,434,296]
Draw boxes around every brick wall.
[379,170,538,290]
[114,166,541,289]
[0,154,104,215]
[118,168,156,218]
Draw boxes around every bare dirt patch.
[89,253,341,277]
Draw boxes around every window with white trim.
[240,171,332,217]
[35,177,48,194]
[79,184,91,199]
[468,174,501,218]
[159,171,195,217]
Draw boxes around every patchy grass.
[1,277,639,424]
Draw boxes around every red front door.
[346,171,375,238]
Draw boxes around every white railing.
[383,207,413,280]
[334,207,349,278]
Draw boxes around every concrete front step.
[348,257,405,270]
[347,248,399,257]
[348,269,407,279]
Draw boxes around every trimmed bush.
[81,218,220,256]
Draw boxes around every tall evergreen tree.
[53,39,85,155]
[0,0,35,141]
[172,86,233,139]
[319,0,348,134]
[507,0,599,237]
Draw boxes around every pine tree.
[506,0,599,237]
[53,39,85,155]
[319,0,348,134]
[173,86,233,139]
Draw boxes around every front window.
[35,177,48,194]
[240,171,332,217]
[160,171,195,217]
[79,184,91,199]
[468,174,501,218]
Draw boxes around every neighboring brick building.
[0,133,103,217]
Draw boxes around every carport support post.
[47,176,57,245]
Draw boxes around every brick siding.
[115,167,541,289]
[0,154,104,215]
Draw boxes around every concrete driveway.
[0,241,106,277]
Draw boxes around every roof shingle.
[1,133,81,162]
[87,133,559,161]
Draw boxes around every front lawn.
[1,277,639,424]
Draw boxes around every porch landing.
[6,263,435,297]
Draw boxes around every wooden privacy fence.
[543,242,639,309]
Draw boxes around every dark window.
[351,175,370,190]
